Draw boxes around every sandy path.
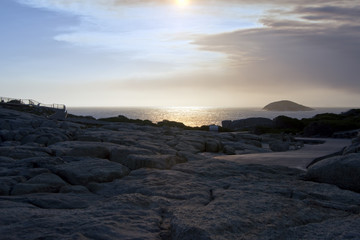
[215,138,351,170]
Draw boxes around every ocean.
[66,107,351,127]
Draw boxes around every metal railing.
[0,97,66,111]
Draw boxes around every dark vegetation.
[99,115,227,131]
[254,109,360,137]
[66,113,96,120]
[99,115,154,126]
[302,110,360,137]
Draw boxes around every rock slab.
[305,153,360,193]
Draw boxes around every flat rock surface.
[1,106,360,239]
[1,160,360,240]
[215,138,350,170]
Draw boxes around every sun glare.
[176,0,189,7]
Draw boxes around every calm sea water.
[67,107,350,127]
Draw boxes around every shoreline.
[67,106,351,127]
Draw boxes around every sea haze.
[67,107,350,127]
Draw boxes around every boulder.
[230,142,269,154]
[0,141,20,147]
[40,120,58,128]
[20,134,37,145]
[59,185,90,194]
[117,154,187,170]
[11,183,57,195]
[177,136,206,153]
[26,194,90,209]
[205,139,221,153]
[27,172,67,186]
[343,136,360,155]
[305,153,360,193]
[0,120,11,130]
[49,141,119,158]
[17,156,65,169]
[0,156,15,167]
[269,141,290,152]
[110,145,153,163]
[177,151,207,161]
[0,146,52,159]
[0,130,14,141]
[0,176,25,195]
[19,168,51,179]
[223,145,236,155]
[137,141,177,155]
[54,157,130,185]
[11,173,67,195]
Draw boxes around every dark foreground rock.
[1,106,360,239]
[304,136,360,193]
[1,160,360,240]
[305,153,360,193]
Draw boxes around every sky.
[1,0,360,107]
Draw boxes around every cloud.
[193,2,360,94]
[14,0,360,107]
[293,5,360,22]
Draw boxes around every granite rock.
[1,106,360,239]
[269,140,290,152]
[54,157,130,185]
[305,153,360,193]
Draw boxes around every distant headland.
[263,100,314,111]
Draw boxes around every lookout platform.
[0,97,67,120]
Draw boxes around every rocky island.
[263,100,314,111]
[0,102,360,239]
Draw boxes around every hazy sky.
[1,0,359,107]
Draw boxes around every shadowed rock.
[11,173,67,195]
[269,140,290,152]
[115,154,187,170]
[54,157,130,185]
[305,153,360,193]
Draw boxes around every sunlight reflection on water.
[67,107,349,127]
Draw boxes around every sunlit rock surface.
[0,106,359,239]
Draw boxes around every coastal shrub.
[300,109,360,137]
[253,126,283,135]
[99,115,156,126]
[67,114,96,120]
[342,109,360,117]
[311,113,343,121]
[274,116,304,133]
[157,120,186,128]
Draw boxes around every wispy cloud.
[16,0,268,76]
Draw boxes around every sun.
[176,0,189,6]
